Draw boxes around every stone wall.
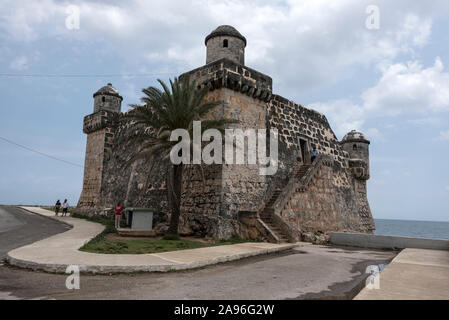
[180,58,272,101]
[77,129,106,211]
[97,115,170,231]
[276,162,373,243]
[264,94,375,242]
[93,94,121,113]
[206,36,245,65]
[177,59,274,239]
[77,110,118,213]
[268,94,349,174]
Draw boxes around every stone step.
[270,228,282,233]
[262,222,289,242]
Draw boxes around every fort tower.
[77,83,122,213]
[341,130,370,180]
[205,25,246,65]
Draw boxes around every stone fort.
[75,25,375,243]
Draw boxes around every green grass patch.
[162,233,181,241]
[80,236,209,254]
[68,213,262,254]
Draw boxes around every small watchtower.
[205,25,246,65]
[76,83,122,214]
[341,130,370,180]
[93,83,123,113]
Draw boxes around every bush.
[162,234,180,241]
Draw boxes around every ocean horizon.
[374,218,449,240]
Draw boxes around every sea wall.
[330,232,449,250]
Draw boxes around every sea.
[374,219,449,240]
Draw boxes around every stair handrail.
[272,154,334,215]
[297,155,333,191]
[257,177,286,216]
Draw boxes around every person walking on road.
[62,199,69,217]
[114,202,124,229]
[55,200,61,216]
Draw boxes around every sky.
[0,0,448,222]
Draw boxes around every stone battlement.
[181,58,273,102]
[83,110,118,134]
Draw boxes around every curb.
[6,244,297,274]
[6,206,298,274]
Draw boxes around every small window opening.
[353,144,357,151]
[223,39,228,47]
[102,96,106,103]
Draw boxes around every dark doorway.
[299,139,307,163]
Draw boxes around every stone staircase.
[259,209,289,243]
[294,163,311,179]
[258,163,312,243]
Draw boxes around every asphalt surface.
[0,205,397,300]
[0,205,69,259]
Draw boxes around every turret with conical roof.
[93,83,123,113]
[341,130,370,180]
[205,25,246,65]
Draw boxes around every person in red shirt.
[114,202,124,229]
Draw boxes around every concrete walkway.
[355,247,449,300]
[6,207,296,274]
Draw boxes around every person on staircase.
[311,149,319,162]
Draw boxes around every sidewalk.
[354,247,449,300]
[6,207,297,274]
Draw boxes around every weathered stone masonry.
[75,25,375,242]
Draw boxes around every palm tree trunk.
[168,164,183,234]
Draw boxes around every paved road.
[0,205,70,300]
[0,206,69,259]
[0,206,396,300]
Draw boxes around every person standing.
[62,199,69,217]
[55,200,61,216]
[114,202,124,229]
[311,149,319,162]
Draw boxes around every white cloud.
[309,99,365,136]
[9,56,28,70]
[311,57,449,137]
[1,1,448,140]
[0,0,64,41]
[440,130,449,141]
[365,128,383,141]
[407,117,443,126]
[363,58,449,115]
[396,13,432,47]
[0,0,445,94]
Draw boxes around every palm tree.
[124,77,231,235]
